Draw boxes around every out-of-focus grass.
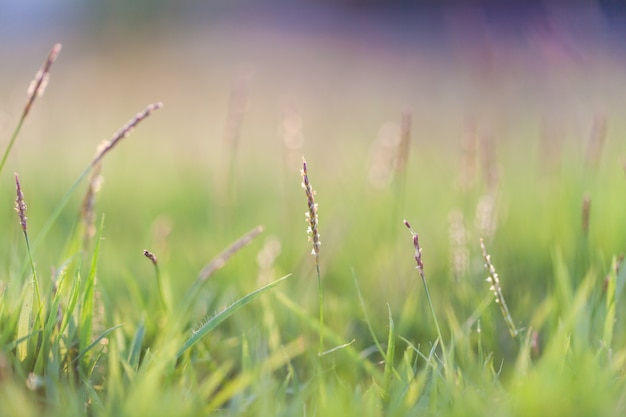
[2,30,626,416]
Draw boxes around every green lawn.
[1,41,626,417]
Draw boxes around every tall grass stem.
[404,220,447,361]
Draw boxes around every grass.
[1,43,626,417]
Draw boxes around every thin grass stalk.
[352,269,386,360]
[143,250,166,312]
[32,102,162,251]
[480,238,518,338]
[179,225,264,315]
[301,158,323,352]
[383,304,396,400]
[14,174,42,325]
[197,225,264,283]
[404,220,447,361]
[0,44,62,178]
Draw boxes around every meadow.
[1,33,626,416]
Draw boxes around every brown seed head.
[24,43,62,118]
[143,249,158,266]
[301,157,321,264]
[404,220,424,276]
[92,102,163,167]
[14,173,28,232]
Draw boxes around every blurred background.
[2,0,625,163]
[1,1,626,328]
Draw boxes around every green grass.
[2,44,626,417]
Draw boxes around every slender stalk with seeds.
[480,238,518,338]
[404,220,446,360]
[301,157,323,352]
[91,102,163,167]
[15,174,43,360]
[32,102,163,251]
[0,43,62,178]
[144,249,166,312]
[180,225,265,312]
[15,174,42,329]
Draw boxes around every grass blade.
[176,274,291,359]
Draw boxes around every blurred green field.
[2,26,626,416]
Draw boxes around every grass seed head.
[143,249,158,266]
[14,173,28,232]
[480,238,518,338]
[301,157,321,264]
[404,220,424,276]
[23,43,62,118]
[92,102,163,167]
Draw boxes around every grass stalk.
[480,238,519,338]
[180,225,264,311]
[143,250,166,312]
[14,174,42,353]
[301,157,323,353]
[403,220,447,361]
[176,274,292,359]
[0,44,62,179]
[32,102,162,251]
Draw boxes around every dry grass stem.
[480,238,518,338]
[301,158,321,265]
[404,219,447,361]
[23,43,62,119]
[14,173,28,232]
[403,220,424,278]
[197,225,264,282]
[92,102,163,167]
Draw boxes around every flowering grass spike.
[480,238,518,338]
[301,157,320,265]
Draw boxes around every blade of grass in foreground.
[274,291,384,381]
[383,304,397,400]
[179,225,264,311]
[176,274,292,359]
